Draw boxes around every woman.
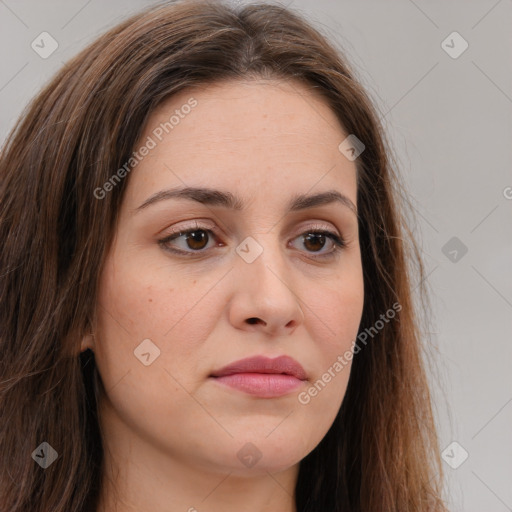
[0,0,447,510]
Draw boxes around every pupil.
[304,233,325,252]
[187,230,208,250]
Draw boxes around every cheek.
[309,269,364,353]
[94,254,223,385]
[302,264,364,401]
[293,282,363,446]
[92,257,224,446]
[97,257,190,337]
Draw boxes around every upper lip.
[210,355,307,380]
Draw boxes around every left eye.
[159,225,346,258]
[290,230,346,257]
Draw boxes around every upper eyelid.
[160,219,342,238]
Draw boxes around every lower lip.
[211,373,304,398]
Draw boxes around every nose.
[227,235,305,337]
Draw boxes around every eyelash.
[158,222,346,260]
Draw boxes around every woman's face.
[88,79,364,477]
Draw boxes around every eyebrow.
[134,186,357,216]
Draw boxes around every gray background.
[1,0,511,510]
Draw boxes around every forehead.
[123,79,357,210]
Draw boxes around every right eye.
[158,223,224,256]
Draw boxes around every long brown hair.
[0,1,447,510]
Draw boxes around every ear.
[80,333,96,353]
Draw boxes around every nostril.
[246,317,260,325]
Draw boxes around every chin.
[238,438,308,474]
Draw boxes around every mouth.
[209,355,307,398]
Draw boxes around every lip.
[209,355,307,398]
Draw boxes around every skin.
[82,79,365,512]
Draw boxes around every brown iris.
[184,230,209,250]
[302,233,326,252]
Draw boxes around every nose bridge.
[227,226,305,336]
[237,231,296,301]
